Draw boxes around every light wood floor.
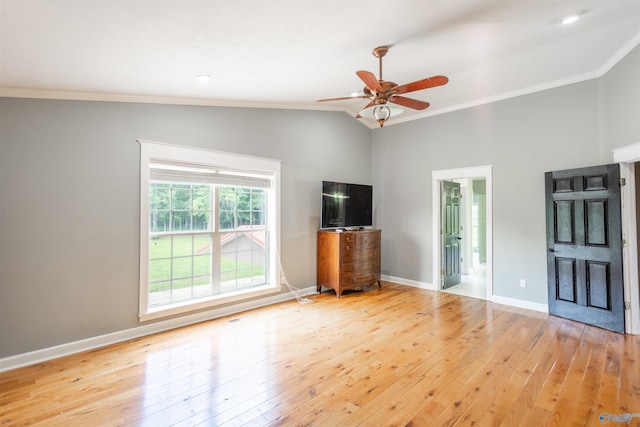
[1,282,639,426]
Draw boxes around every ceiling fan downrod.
[372,46,388,82]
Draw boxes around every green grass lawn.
[149,235,265,292]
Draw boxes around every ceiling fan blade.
[356,70,382,91]
[317,95,369,102]
[355,101,376,118]
[393,75,449,95]
[390,96,430,110]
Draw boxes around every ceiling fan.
[317,46,448,127]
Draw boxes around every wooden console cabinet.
[317,229,381,298]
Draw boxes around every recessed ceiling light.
[559,10,587,25]
[196,72,212,82]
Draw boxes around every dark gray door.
[545,164,625,333]
[442,180,461,289]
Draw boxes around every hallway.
[443,268,487,300]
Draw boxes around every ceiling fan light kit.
[373,106,391,127]
[317,46,448,127]
[358,104,403,127]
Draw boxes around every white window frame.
[138,140,281,322]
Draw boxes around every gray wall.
[372,44,640,304]
[2,43,640,360]
[0,100,370,357]
[599,44,640,152]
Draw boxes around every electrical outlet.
[520,279,526,288]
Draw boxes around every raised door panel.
[586,260,611,310]
[555,257,577,303]
[554,200,575,244]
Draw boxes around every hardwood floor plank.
[547,323,598,426]
[618,334,640,415]
[1,282,638,427]
[569,326,610,426]
[533,322,586,413]
[596,330,626,415]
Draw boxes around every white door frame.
[613,143,640,335]
[432,165,493,299]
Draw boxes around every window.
[139,140,281,321]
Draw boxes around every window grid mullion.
[212,186,221,294]
[147,182,270,309]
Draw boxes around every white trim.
[0,286,317,373]
[389,71,600,127]
[0,87,338,112]
[618,162,639,335]
[138,140,282,321]
[613,141,640,164]
[612,144,640,335]
[380,274,436,291]
[490,295,548,314]
[597,29,640,78]
[139,285,281,322]
[432,165,493,300]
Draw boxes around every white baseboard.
[381,274,436,290]
[0,286,317,373]
[383,274,548,314]
[490,295,549,313]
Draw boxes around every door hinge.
[624,301,631,310]
[620,178,626,186]
[622,239,627,248]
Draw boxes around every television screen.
[321,181,373,229]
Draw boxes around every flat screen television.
[321,180,373,229]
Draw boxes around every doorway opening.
[432,165,493,300]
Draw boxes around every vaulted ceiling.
[2,0,640,128]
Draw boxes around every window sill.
[139,284,281,322]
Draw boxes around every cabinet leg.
[377,280,381,288]
[317,285,321,293]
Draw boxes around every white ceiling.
[2,0,640,128]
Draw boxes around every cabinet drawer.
[339,250,378,261]
[341,259,380,275]
[346,247,378,260]
[340,232,379,247]
[339,233,356,244]
[340,244,357,255]
[355,233,380,249]
[341,271,380,286]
